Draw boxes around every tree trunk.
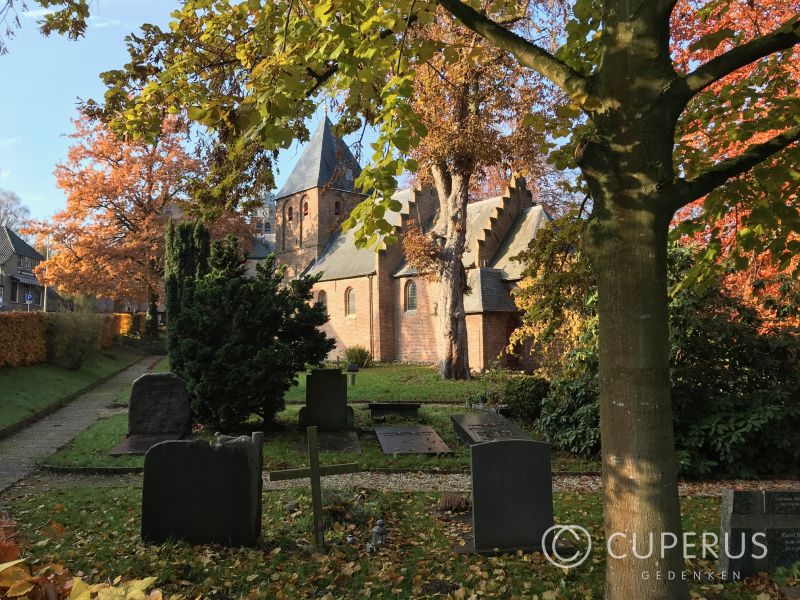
[432,166,471,380]
[585,207,687,600]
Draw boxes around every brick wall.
[394,277,439,364]
[313,276,376,361]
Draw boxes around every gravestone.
[451,413,530,446]
[467,439,553,553]
[141,432,264,547]
[299,368,355,431]
[720,490,800,578]
[369,402,421,419]
[110,373,191,455]
[374,426,452,455]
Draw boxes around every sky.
[0,0,352,222]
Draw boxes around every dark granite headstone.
[110,373,191,456]
[374,426,452,455]
[298,368,355,431]
[451,413,530,446]
[141,432,264,547]
[720,490,800,578]
[369,402,421,419]
[469,439,553,553]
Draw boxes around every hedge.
[0,313,47,367]
[1,312,142,367]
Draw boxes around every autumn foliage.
[0,313,46,367]
[26,116,250,307]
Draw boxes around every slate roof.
[305,189,415,281]
[464,268,518,314]
[0,226,43,264]
[489,206,551,279]
[275,116,363,200]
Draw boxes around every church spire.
[275,114,362,200]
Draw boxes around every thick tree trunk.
[432,167,471,380]
[586,207,687,600]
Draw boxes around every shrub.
[44,312,103,370]
[345,345,372,368]
[174,238,335,430]
[0,313,46,367]
[504,375,550,422]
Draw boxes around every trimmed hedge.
[0,313,47,367]
[1,312,141,368]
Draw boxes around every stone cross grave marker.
[720,489,800,578]
[269,426,360,551]
[468,439,553,554]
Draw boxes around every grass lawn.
[284,363,494,404]
[43,404,600,473]
[114,355,170,406]
[7,485,779,599]
[0,347,141,432]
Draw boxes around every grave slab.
[720,489,800,578]
[451,413,530,446]
[368,402,421,419]
[141,432,263,547]
[375,426,452,455]
[468,439,553,554]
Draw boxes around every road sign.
[24,293,33,304]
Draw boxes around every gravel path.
[0,355,161,496]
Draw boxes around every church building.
[269,116,551,372]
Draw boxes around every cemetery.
[1,1,800,599]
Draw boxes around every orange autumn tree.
[29,116,247,331]
[671,0,800,330]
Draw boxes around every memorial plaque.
[110,373,191,456]
[375,426,452,455]
[468,439,553,553]
[141,432,263,547]
[298,368,355,431]
[368,402,421,419]
[451,413,530,446]
[720,489,800,578]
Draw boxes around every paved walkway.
[0,355,161,495]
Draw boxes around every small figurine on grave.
[367,518,387,553]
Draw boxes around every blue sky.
[0,1,353,221]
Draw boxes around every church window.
[318,290,327,314]
[405,281,417,312]
[303,201,309,216]
[334,201,341,216]
[265,222,271,233]
[288,206,293,221]
[345,287,356,316]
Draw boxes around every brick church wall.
[313,276,376,361]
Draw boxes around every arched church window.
[288,206,293,221]
[405,281,417,312]
[304,201,309,216]
[345,287,356,316]
[318,290,327,314]
[334,201,341,216]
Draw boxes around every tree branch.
[437,0,591,103]
[669,124,800,209]
[676,12,800,100]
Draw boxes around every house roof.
[275,116,363,200]
[305,189,415,281]
[464,268,518,314]
[489,205,551,280]
[0,226,44,264]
